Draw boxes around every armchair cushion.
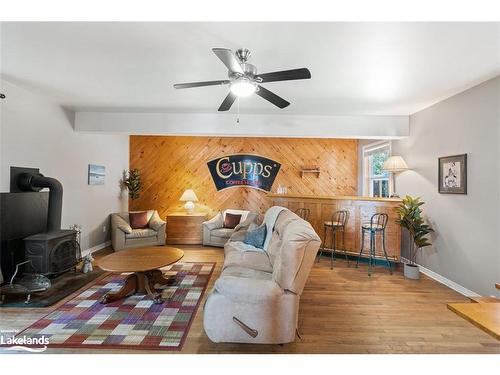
[111,214,133,234]
[211,228,234,238]
[125,228,157,239]
[148,210,166,231]
[203,212,224,231]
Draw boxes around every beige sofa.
[203,207,321,344]
[111,210,166,251]
[202,209,258,247]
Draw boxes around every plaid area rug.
[16,262,215,351]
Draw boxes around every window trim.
[362,141,392,197]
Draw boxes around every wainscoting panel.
[129,136,358,219]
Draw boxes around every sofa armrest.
[203,212,223,231]
[148,210,166,232]
[111,214,132,234]
[214,276,283,304]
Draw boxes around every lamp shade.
[180,189,198,202]
[382,156,409,172]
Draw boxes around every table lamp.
[180,189,198,214]
[382,156,409,198]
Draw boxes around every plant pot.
[404,263,420,280]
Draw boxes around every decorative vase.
[404,263,420,280]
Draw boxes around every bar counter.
[268,194,403,261]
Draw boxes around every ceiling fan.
[173,48,311,111]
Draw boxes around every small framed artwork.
[88,164,105,185]
[438,154,467,194]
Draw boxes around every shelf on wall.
[300,168,321,178]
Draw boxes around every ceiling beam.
[74,112,409,139]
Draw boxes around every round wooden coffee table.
[98,246,184,304]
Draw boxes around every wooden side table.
[166,212,207,245]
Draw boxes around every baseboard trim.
[401,257,480,297]
[81,241,111,258]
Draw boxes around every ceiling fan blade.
[174,80,230,89]
[257,68,311,83]
[255,85,290,109]
[218,91,237,111]
[212,48,244,74]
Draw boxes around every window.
[362,141,392,198]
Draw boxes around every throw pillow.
[129,211,148,229]
[243,224,267,249]
[223,213,242,229]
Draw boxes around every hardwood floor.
[1,246,498,354]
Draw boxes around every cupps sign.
[207,154,281,192]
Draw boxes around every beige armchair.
[111,210,166,251]
[202,209,258,247]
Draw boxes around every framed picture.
[88,164,105,185]
[438,154,467,194]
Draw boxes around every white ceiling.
[1,22,499,115]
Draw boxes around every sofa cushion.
[223,213,242,229]
[223,248,273,273]
[211,228,234,238]
[129,211,149,229]
[224,240,264,256]
[220,265,273,280]
[125,228,157,239]
[214,276,283,304]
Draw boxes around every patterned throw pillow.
[243,224,267,249]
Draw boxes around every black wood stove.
[15,171,81,275]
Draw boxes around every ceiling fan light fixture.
[230,78,257,97]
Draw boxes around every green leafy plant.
[395,195,434,265]
[123,169,141,200]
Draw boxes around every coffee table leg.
[101,271,178,305]
[148,270,178,289]
[101,273,138,304]
[140,271,163,303]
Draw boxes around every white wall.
[0,79,129,251]
[393,76,500,297]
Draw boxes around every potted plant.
[395,195,434,279]
[123,169,142,200]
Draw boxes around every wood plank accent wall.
[129,135,358,219]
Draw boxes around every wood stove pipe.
[17,173,63,233]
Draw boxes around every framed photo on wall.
[88,164,105,185]
[438,154,467,194]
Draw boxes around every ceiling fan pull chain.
[236,97,240,124]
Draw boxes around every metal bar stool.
[355,213,392,276]
[295,208,311,221]
[317,210,349,269]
